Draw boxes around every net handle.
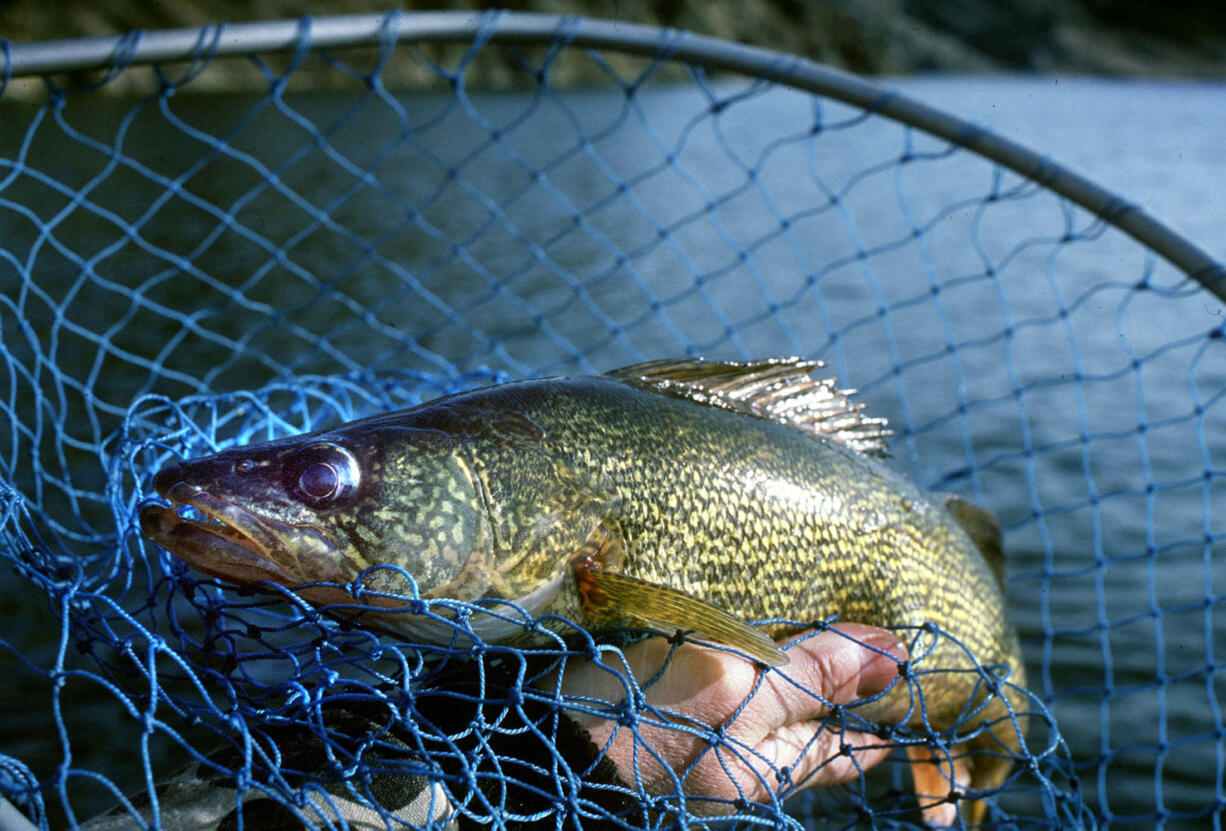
[4,10,1223,300]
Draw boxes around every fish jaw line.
[140,482,339,587]
[353,568,571,647]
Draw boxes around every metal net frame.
[0,10,1223,829]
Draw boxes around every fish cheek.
[339,477,490,600]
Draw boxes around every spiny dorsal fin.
[939,494,1007,587]
[608,357,890,457]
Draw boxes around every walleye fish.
[141,358,1027,825]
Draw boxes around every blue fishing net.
[1,11,1222,830]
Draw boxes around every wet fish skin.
[140,359,1027,823]
[440,374,1018,705]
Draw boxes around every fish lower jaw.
[139,503,301,586]
[359,605,557,649]
[359,572,574,648]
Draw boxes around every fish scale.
[462,376,1012,689]
[140,357,1027,825]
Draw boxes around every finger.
[677,626,906,808]
[754,723,892,793]
[731,624,908,738]
[682,724,892,810]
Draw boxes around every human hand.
[549,624,908,814]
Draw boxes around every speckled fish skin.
[141,359,1026,819]
[411,368,1026,819]
[423,375,1020,702]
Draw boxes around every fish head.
[140,423,491,601]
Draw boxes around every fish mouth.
[139,482,314,587]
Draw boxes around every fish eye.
[299,463,339,499]
[286,443,360,508]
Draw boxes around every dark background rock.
[4,0,1226,80]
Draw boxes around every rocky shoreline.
[4,0,1226,83]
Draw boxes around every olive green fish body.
[141,359,1027,818]
[416,376,1021,718]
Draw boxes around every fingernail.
[855,632,909,699]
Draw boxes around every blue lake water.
[1,72,1224,826]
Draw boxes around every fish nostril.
[151,463,188,496]
[165,481,206,503]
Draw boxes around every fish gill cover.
[0,10,1222,830]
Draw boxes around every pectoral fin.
[575,565,788,667]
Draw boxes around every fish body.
[141,359,1027,823]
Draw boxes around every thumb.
[761,624,909,726]
[688,624,909,807]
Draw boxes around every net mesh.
[0,12,1222,830]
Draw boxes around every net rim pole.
[3,9,1223,301]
